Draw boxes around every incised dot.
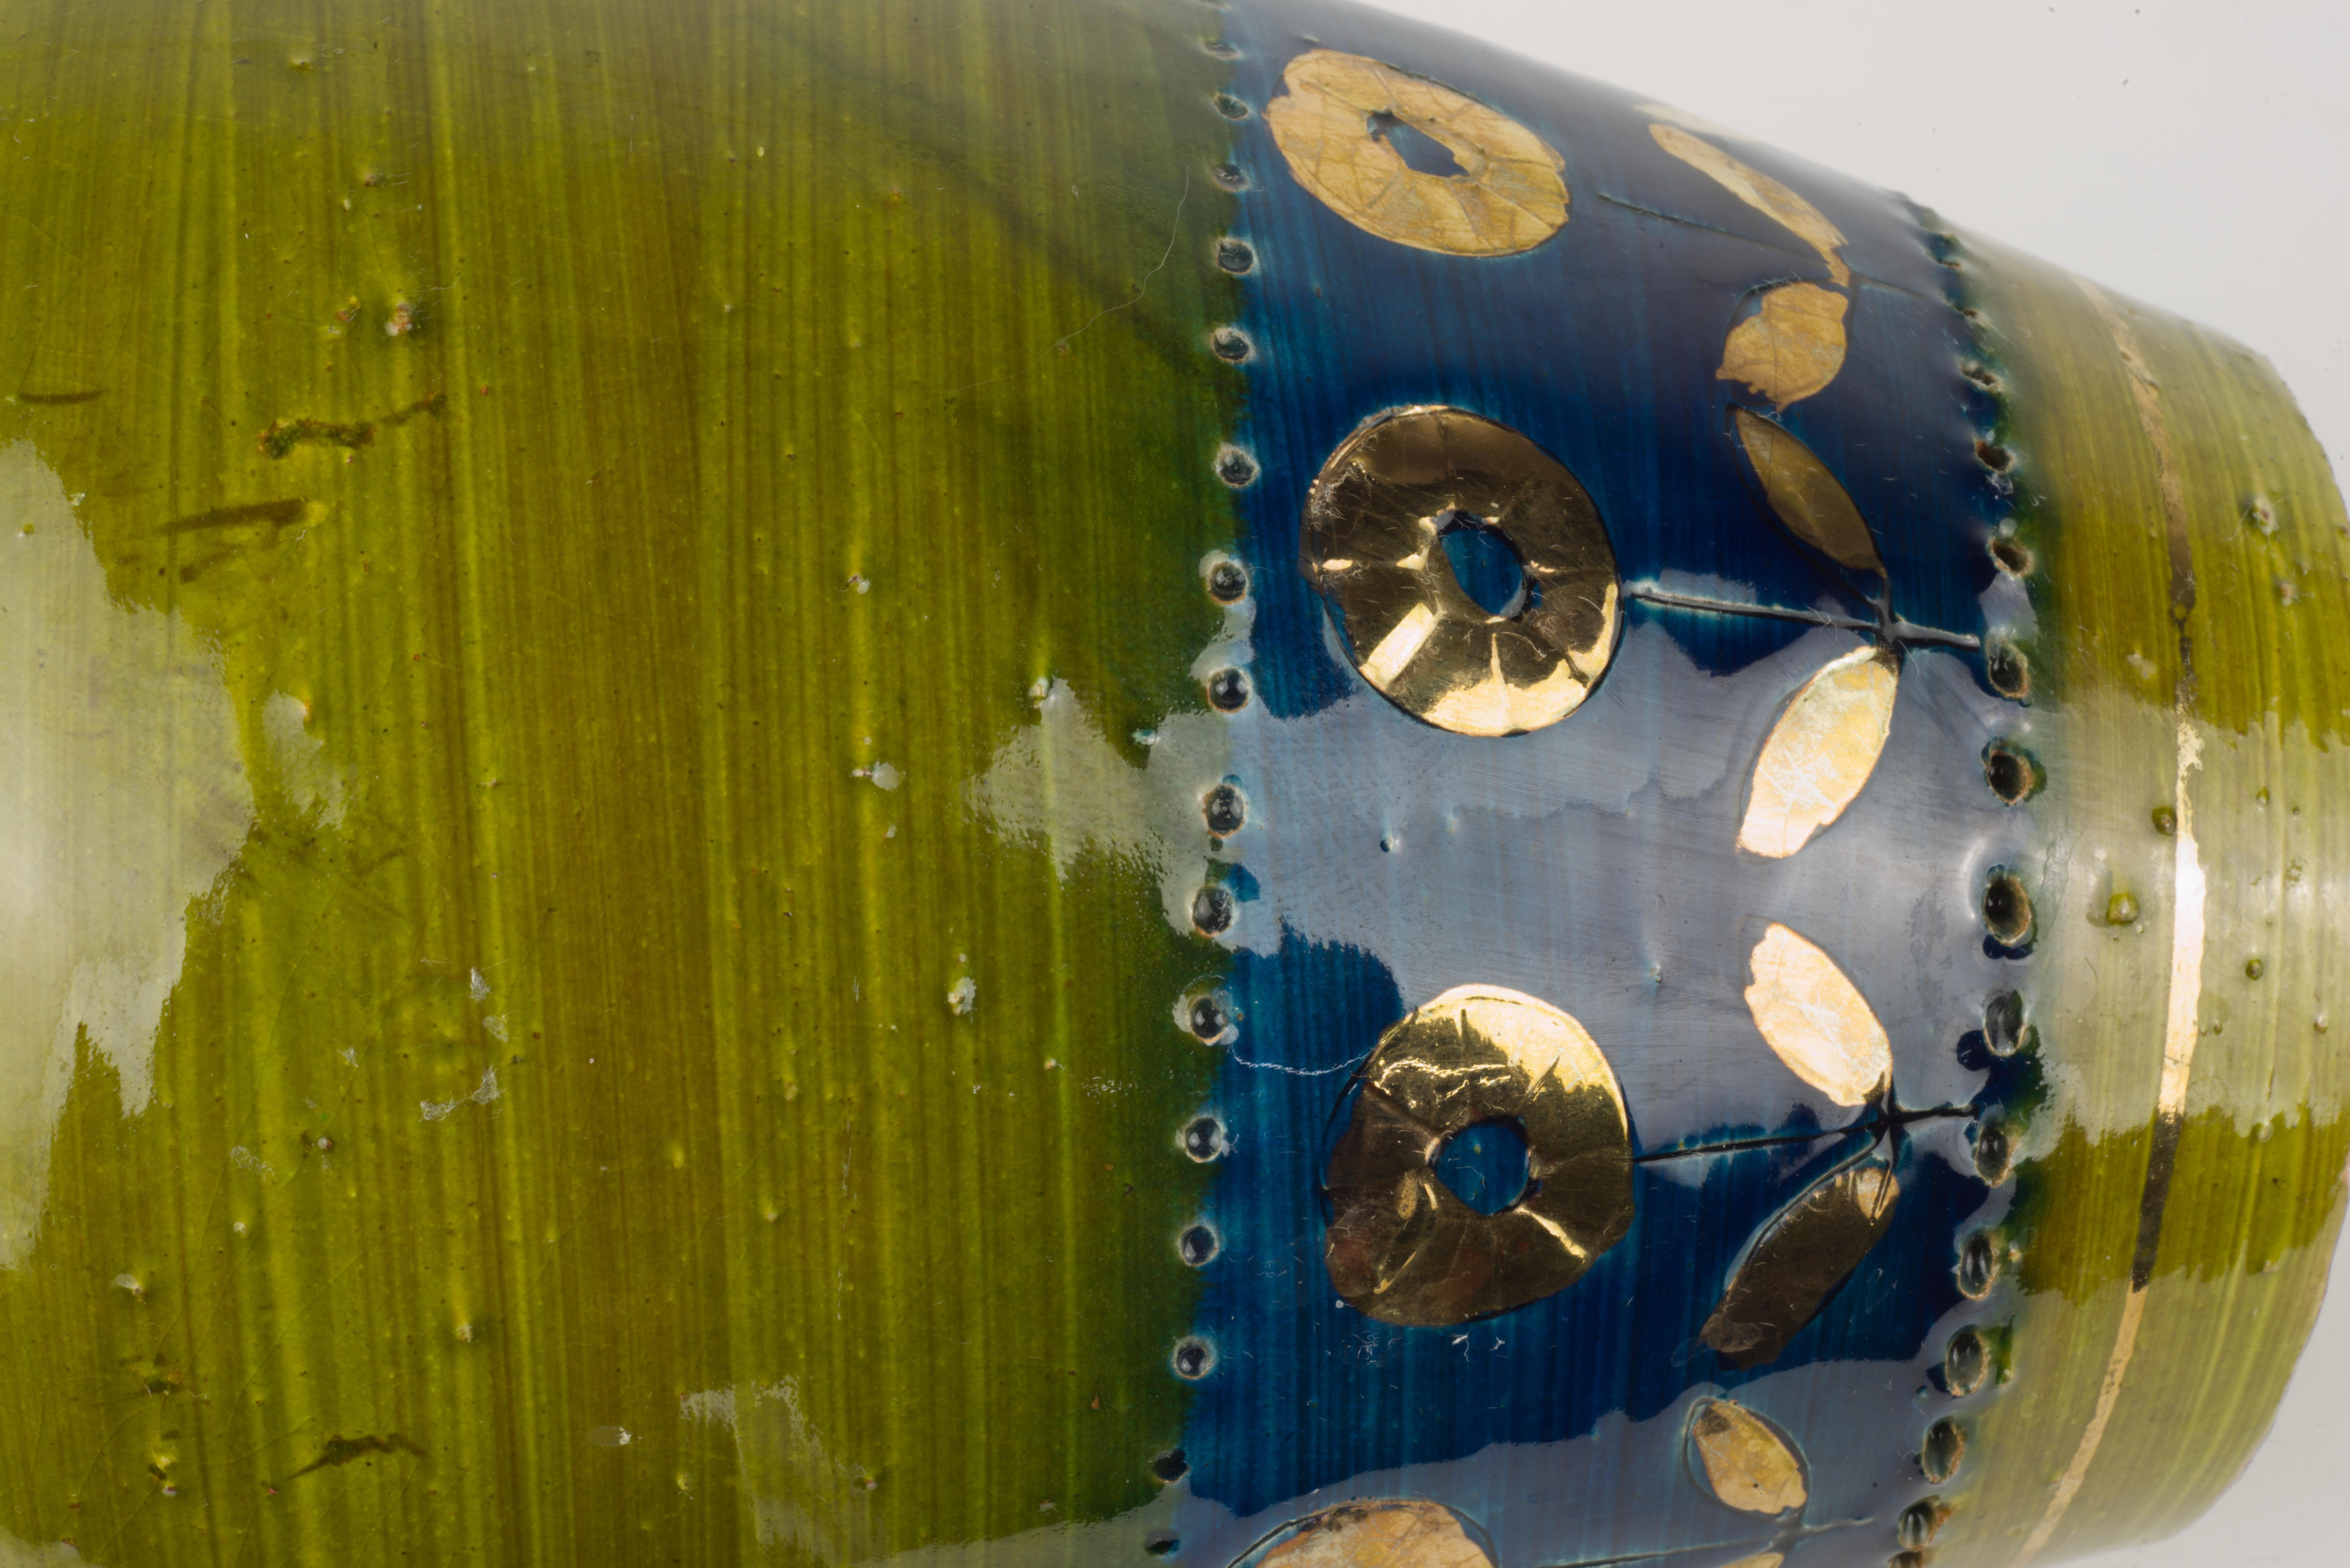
[1203,783,1246,836]
[1945,1327,1989,1396]
[1171,1337,1215,1379]
[1981,739,2040,804]
[1956,1231,2000,1298]
[1897,1498,1951,1550]
[1982,869,2034,947]
[1973,1122,2014,1186]
[1982,989,2030,1058]
[1178,1224,1219,1267]
[1986,639,2031,701]
[1181,1115,1226,1162]
[1921,1417,1966,1484]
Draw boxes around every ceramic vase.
[0,2,2341,1566]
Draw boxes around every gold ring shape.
[1303,405,1620,736]
[1324,985,1634,1327]
[1265,48,1567,257]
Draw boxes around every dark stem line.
[1592,189,1759,243]
[1628,584,1873,633]
[1626,584,1981,652]
[1887,616,1984,652]
[1635,1103,1974,1165]
[1893,1104,1978,1125]
[1633,1129,1831,1163]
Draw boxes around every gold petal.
[1702,1149,1900,1368]
[1737,645,1898,859]
[1650,123,1849,284]
[1268,49,1567,257]
[1687,1398,1809,1515]
[1719,283,1849,408]
[1252,1500,1494,1568]
[1733,408,1882,574]
[1743,922,1893,1104]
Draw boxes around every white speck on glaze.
[421,1067,501,1123]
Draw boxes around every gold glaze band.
[2013,278,2207,1566]
[1303,406,1621,737]
[1324,986,1634,1327]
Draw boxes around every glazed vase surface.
[0,3,2343,1567]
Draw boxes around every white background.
[1351,3,2348,1564]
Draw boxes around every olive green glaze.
[0,1,1239,1562]
[1940,228,2350,1565]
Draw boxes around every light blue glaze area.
[1203,612,2024,1146]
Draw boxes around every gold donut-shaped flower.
[1265,48,1568,256]
[1303,405,1620,736]
[1324,985,1634,1327]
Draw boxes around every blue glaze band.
[1176,3,2023,1558]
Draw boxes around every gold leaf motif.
[1737,645,1898,859]
[1687,1398,1809,1515]
[1267,49,1567,257]
[1743,922,1893,1104]
[1719,283,1849,409]
[1733,408,1883,574]
[1251,1500,1494,1568]
[1304,406,1621,738]
[1324,986,1633,1326]
[1703,1149,1900,1368]
[1650,124,1849,285]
